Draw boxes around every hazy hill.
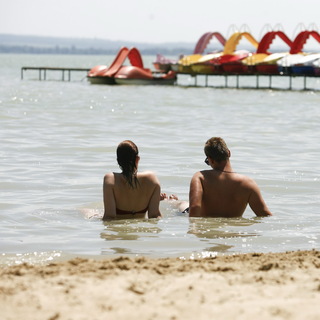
[2,33,320,56]
[0,34,194,55]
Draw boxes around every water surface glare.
[0,54,319,265]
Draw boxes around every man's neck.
[212,161,234,173]
[213,167,235,173]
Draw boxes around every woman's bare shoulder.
[103,172,116,184]
[138,171,159,183]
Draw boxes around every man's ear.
[228,149,231,158]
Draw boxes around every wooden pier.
[184,73,320,91]
[21,67,90,81]
[20,66,320,91]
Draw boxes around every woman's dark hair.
[117,140,139,188]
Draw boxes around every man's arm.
[248,180,272,217]
[102,173,117,220]
[189,172,203,217]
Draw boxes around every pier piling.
[21,67,90,81]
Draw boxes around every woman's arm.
[146,174,162,219]
[102,173,117,220]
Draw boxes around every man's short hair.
[204,137,230,162]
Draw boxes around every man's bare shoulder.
[197,170,258,189]
[192,170,208,179]
[236,172,255,182]
[233,173,260,190]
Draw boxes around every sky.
[0,0,319,44]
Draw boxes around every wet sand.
[1,250,320,320]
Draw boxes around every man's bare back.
[189,137,272,218]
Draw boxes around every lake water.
[0,53,319,266]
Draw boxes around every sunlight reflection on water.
[0,54,319,265]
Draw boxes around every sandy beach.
[1,250,319,320]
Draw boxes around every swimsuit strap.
[116,206,148,215]
[182,207,189,214]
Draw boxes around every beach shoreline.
[1,250,319,320]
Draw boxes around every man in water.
[188,137,272,218]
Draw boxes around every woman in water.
[103,140,162,220]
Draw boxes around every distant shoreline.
[0,45,187,56]
[0,33,194,56]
